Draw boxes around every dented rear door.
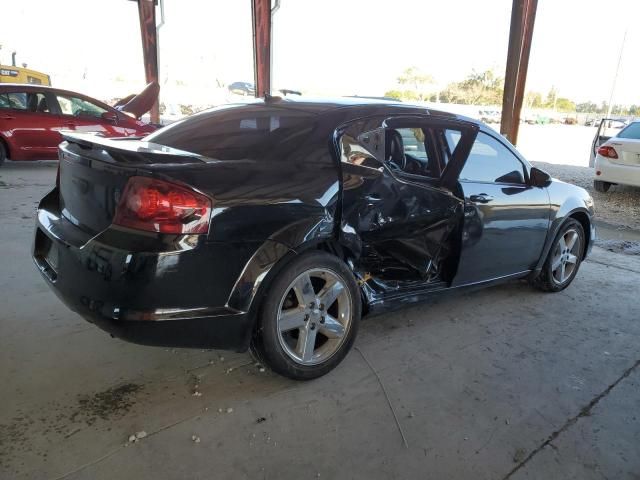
[338,115,478,289]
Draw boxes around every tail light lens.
[597,145,618,159]
[113,176,212,234]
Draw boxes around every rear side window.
[146,106,317,160]
[617,122,640,140]
[341,128,384,170]
[460,132,526,184]
[0,91,49,112]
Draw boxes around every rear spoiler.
[61,132,211,166]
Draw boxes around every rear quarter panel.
[159,154,340,246]
[151,139,341,317]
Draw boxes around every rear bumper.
[595,156,640,187]
[32,188,260,351]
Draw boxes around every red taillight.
[597,145,618,159]
[113,176,212,234]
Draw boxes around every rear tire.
[593,180,611,192]
[0,141,6,167]
[252,251,361,380]
[530,218,585,293]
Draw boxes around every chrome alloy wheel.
[551,228,581,285]
[276,268,352,365]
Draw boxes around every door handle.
[364,193,382,202]
[469,194,494,203]
[0,115,15,120]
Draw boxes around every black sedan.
[33,98,595,380]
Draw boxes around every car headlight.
[584,195,595,214]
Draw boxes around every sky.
[1,0,638,106]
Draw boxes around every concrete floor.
[1,161,639,480]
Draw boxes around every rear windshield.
[146,105,317,161]
[617,122,640,140]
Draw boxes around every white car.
[591,119,640,192]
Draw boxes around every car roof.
[0,83,84,97]
[0,83,105,99]
[0,83,58,91]
[228,95,465,120]
[0,83,116,111]
[265,95,400,110]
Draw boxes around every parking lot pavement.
[1,161,639,480]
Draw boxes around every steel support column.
[501,0,538,145]
[252,0,272,97]
[136,0,160,123]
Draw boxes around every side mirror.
[101,111,119,124]
[529,166,551,187]
[495,170,525,184]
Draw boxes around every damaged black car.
[33,98,595,379]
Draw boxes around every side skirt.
[364,270,531,317]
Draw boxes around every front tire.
[252,251,361,380]
[530,219,585,292]
[593,180,611,192]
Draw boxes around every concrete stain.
[0,383,143,473]
[71,383,143,425]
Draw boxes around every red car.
[0,84,157,165]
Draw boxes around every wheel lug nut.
[304,314,309,322]
[310,323,316,330]
[320,316,325,324]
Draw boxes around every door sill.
[364,271,530,316]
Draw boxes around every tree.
[457,69,504,105]
[555,97,576,112]
[597,101,609,114]
[438,83,466,104]
[387,66,640,114]
[525,91,543,108]
[384,90,404,101]
[383,89,420,101]
[437,69,503,105]
[576,101,598,113]
[545,87,558,109]
[396,67,435,101]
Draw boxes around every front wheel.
[593,180,611,192]
[530,219,585,292]
[252,251,361,380]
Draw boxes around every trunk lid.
[608,138,640,167]
[58,133,207,235]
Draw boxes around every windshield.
[617,122,640,140]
